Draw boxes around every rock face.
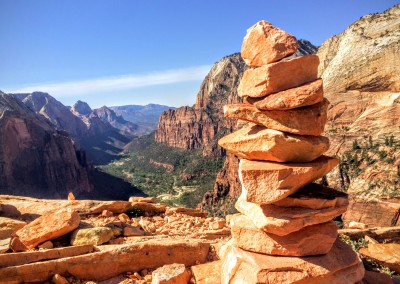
[0,93,92,198]
[241,20,298,66]
[218,124,329,162]
[92,106,138,138]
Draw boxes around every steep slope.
[0,92,91,198]
[318,4,400,226]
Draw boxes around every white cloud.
[6,65,211,97]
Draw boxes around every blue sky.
[0,1,397,108]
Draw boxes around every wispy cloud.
[5,65,211,97]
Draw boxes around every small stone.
[246,79,324,110]
[70,227,114,246]
[52,274,69,284]
[209,220,226,230]
[239,156,339,204]
[118,213,131,223]
[238,54,319,98]
[349,221,368,230]
[152,263,191,284]
[101,210,113,217]
[67,192,75,200]
[218,124,329,162]
[241,20,298,66]
[38,241,54,250]
[123,226,145,237]
[235,197,347,236]
[139,219,157,233]
[224,99,329,136]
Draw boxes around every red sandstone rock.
[165,207,208,218]
[246,79,324,110]
[191,260,222,284]
[221,240,365,284]
[152,263,191,284]
[52,274,68,284]
[241,20,298,66]
[239,156,339,204]
[123,226,145,237]
[359,243,400,274]
[131,202,167,216]
[238,54,319,98]
[358,270,395,284]
[16,209,80,249]
[235,197,347,236]
[224,99,329,136]
[68,192,76,200]
[218,124,329,162]
[231,215,337,256]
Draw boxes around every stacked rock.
[219,21,365,283]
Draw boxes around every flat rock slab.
[165,207,208,218]
[231,215,337,256]
[221,240,365,284]
[358,270,395,284]
[273,183,348,209]
[191,260,222,284]
[152,263,190,284]
[218,124,329,162]
[0,217,26,239]
[241,20,298,66]
[131,202,167,216]
[0,245,94,268]
[235,197,347,236]
[238,54,319,98]
[246,79,324,110]
[339,226,400,243]
[239,156,339,204]
[224,99,329,136]
[70,227,114,246]
[0,239,210,283]
[16,209,80,249]
[360,243,400,274]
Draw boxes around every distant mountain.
[109,104,175,135]
[92,106,138,138]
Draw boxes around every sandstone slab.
[221,240,364,284]
[358,270,395,284]
[131,202,167,216]
[191,260,222,284]
[219,124,329,162]
[239,156,339,204]
[16,209,80,249]
[241,20,298,66]
[0,217,26,239]
[360,243,400,274]
[238,54,319,98]
[273,183,348,209]
[231,215,337,256]
[235,197,346,236]
[165,207,208,218]
[246,79,324,110]
[70,227,114,246]
[224,99,329,136]
[152,263,190,284]
[0,240,210,283]
[339,226,400,243]
[129,196,156,203]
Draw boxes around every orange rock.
[218,124,329,162]
[235,197,347,236]
[238,54,319,98]
[246,79,324,110]
[52,274,69,284]
[0,217,26,239]
[68,192,76,200]
[16,209,80,249]
[152,263,191,284]
[359,243,400,274]
[231,215,337,256]
[224,99,329,136]
[348,221,368,230]
[273,183,349,209]
[131,202,167,216]
[9,237,28,252]
[221,240,364,284]
[118,213,131,223]
[238,156,339,204]
[209,220,226,230]
[241,20,298,66]
[101,209,113,217]
[123,226,145,237]
[191,260,222,284]
[165,207,208,218]
[129,196,156,203]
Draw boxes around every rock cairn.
[218,20,365,283]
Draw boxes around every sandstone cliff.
[0,92,91,198]
[318,4,400,226]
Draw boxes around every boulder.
[241,20,298,66]
[218,124,329,162]
[359,243,400,274]
[238,156,339,204]
[221,240,364,284]
[238,54,319,98]
[70,227,114,246]
[152,263,191,284]
[224,99,329,136]
[246,79,324,110]
[0,217,26,239]
[16,209,80,249]
[191,260,222,284]
[235,197,347,236]
[273,183,348,210]
[231,215,337,256]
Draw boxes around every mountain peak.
[72,100,92,115]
